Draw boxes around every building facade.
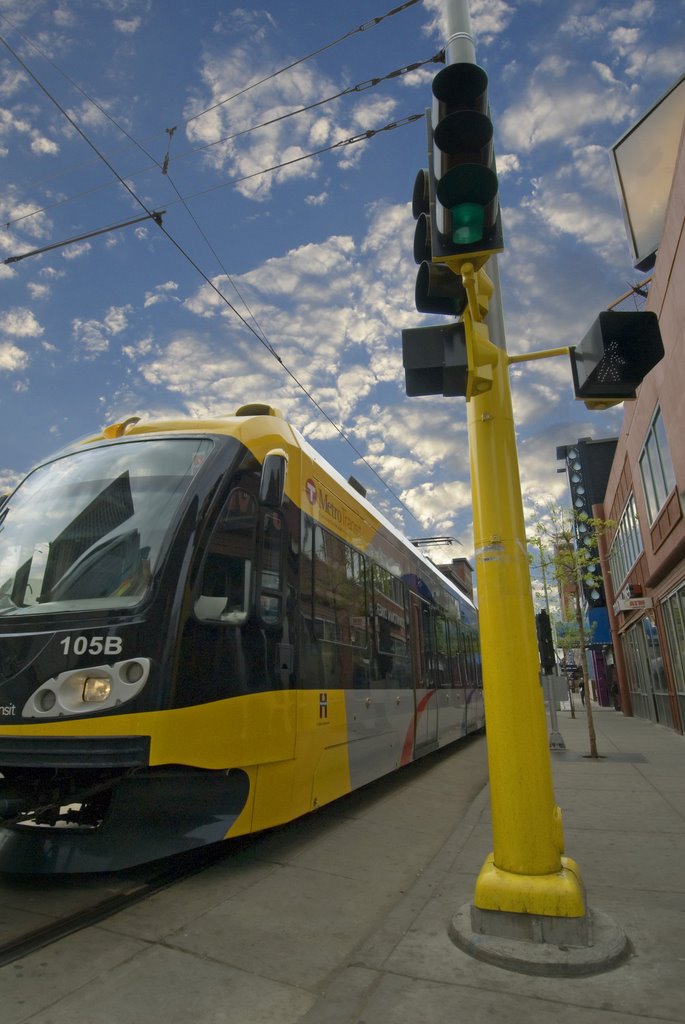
[599,119,685,734]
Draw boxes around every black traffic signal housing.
[535,609,556,674]
[404,61,504,401]
[412,162,467,316]
[402,322,468,397]
[430,62,503,266]
[570,311,664,405]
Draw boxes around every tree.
[530,505,614,760]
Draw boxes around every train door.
[410,594,439,753]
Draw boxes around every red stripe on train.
[400,689,436,766]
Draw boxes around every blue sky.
[1,0,684,561]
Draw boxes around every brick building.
[598,111,685,733]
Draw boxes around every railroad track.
[0,841,234,967]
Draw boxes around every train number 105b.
[59,635,124,657]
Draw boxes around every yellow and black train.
[0,405,483,872]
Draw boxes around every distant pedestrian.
[579,681,585,706]
[611,682,621,711]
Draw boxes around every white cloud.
[144,281,180,307]
[1,307,43,337]
[500,78,632,153]
[497,153,520,177]
[0,189,52,242]
[72,305,132,357]
[422,0,515,46]
[0,467,21,492]
[27,282,51,299]
[62,241,92,260]
[104,305,132,334]
[181,42,398,200]
[611,26,641,53]
[0,342,29,372]
[401,478,473,533]
[522,182,624,258]
[113,17,142,34]
[53,5,76,27]
[72,319,109,356]
[30,134,59,156]
[0,69,25,99]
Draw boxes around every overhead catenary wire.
[2,54,436,232]
[0,20,422,367]
[0,0,425,213]
[168,114,424,207]
[169,55,442,166]
[2,210,165,265]
[0,32,423,528]
[181,0,422,127]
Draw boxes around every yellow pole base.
[474,852,586,918]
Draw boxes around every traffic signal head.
[570,311,664,404]
[402,317,499,400]
[402,322,468,397]
[535,609,556,674]
[431,62,503,264]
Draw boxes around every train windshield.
[0,437,213,618]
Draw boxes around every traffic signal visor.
[412,168,467,316]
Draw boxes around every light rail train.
[0,405,483,872]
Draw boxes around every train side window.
[446,617,465,687]
[313,526,368,647]
[259,510,283,625]
[435,613,450,687]
[195,487,256,624]
[464,625,478,687]
[372,565,410,687]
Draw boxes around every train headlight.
[82,676,112,702]
[23,658,151,718]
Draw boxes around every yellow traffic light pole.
[461,263,585,919]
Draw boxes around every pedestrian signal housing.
[570,311,664,403]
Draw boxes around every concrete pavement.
[2,706,684,1023]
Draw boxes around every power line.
[2,58,433,232]
[170,114,424,206]
[0,0,425,211]
[0,31,423,528]
[181,0,422,127]
[171,54,442,166]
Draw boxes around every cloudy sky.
[1,0,683,563]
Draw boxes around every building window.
[639,407,676,523]
[608,493,643,592]
[661,582,685,729]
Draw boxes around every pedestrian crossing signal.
[570,311,664,405]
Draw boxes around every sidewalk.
[315,706,685,1024]
[2,707,684,1024]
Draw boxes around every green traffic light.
[436,164,498,250]
[451,202,485,244]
